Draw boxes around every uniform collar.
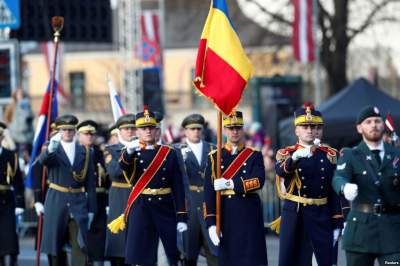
[224,142,244,155]
[139,140,158,150]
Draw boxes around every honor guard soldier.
[175,114,218,266]
[332,106,400,265]
[108,107,188,266]
[274,104,343,266]
[0,122,24,266]
[104,114,136,266]
[77,120,109,265]
[38,114,96,266]
[107,123,119,145]
[203,111,268,266]
[154,111,164,145]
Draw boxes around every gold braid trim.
[122,158,136,184]
[6,153,18,184]
[72,146,90,182]
[210,153,216,181]
[269,170,302,234]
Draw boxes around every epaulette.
[319,144,337,164]
[276,145,296,162]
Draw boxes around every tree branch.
[348,0,400,40]
[244,0,292,26]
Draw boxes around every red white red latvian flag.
[292,0,315,63]
[385,113,395,132]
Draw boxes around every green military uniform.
[332,106,400,266]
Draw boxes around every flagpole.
[36,16,64,266]
[216,111,222,235]
[313,0,321,106]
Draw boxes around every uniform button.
[228,195,232,199]
[303,194,307,197]
[158,197,162,201]
[244,163,247,166]
[320,159,324,163]
[353,217,357,221]
[144,168,147,171]
[197,190,201,193]
[321,176,325,180]
[137,152,141,156]
[321,168,325,171]
[321,186,324,189]
[140,160,144,163]
[377,198,382,203]
[66,203,70,207]
[301,176,305,180]
[363,171,367,175]
[378,172,382,176]
[163,168,166,171]
[162,177,166,181]
[243,170,246,173]
[298,168,302,172]
[221,165,224,169]
[242,194,246,198]
[148,198,152,201]
[303,185,307,189]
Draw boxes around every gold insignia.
[105,154,112,164]
[305,106,313,121]
[144,109,150,122]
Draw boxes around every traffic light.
[11,0,112,42]
[0,41,18,102]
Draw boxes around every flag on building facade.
[139,10,162,66]
[193,0,253,115]
[292,0,315,63]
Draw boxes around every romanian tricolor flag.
[193,0,253,115]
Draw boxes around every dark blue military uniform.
[119,144,187,265]
[38,142,96,255]
[204,144,268,266]
[0,147,24,259]
[275,144,343,266]
[175,141,218,264]
[87,144,109,261]
[104,143,131,259]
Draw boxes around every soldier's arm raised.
[104,146,123,178]
[12,152,25,208]
[38,147,59,166]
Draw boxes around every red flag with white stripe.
[139,10,162,66]
[385,113,395,132]
[292,0,315,63]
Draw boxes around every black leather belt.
[354,203,400,215]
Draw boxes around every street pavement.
[15,233,361,266]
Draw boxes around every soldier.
[107,123,119,145]
[0,122,24,266]
[37,114,96,266]
[203,111,268,266]
[111,107,188,266]
[175,114,217,266]
[104,114,136,266]
[275,104,343,266]
[77,120,108,266]
[332,106,400,265]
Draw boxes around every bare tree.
[239,0,400,95]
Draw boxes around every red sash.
[123,146,171,217]
[222,148,253,180]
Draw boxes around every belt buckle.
[68,186,73,192]
[374,203,382,216]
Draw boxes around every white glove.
[177,222,188,233]
[208,225,220,246]
[213,178,234,191]
[15,207,24,216]
[48,133,61,152]
[126,138,140,154]
[291,147,312,161]
[333,228,340,246]
[34,202,45,216]
[106,206,110,215]
[343,183,358,201]
[342,222,347,236]
[88,212,94,229]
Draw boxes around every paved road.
[14,234,359,266]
